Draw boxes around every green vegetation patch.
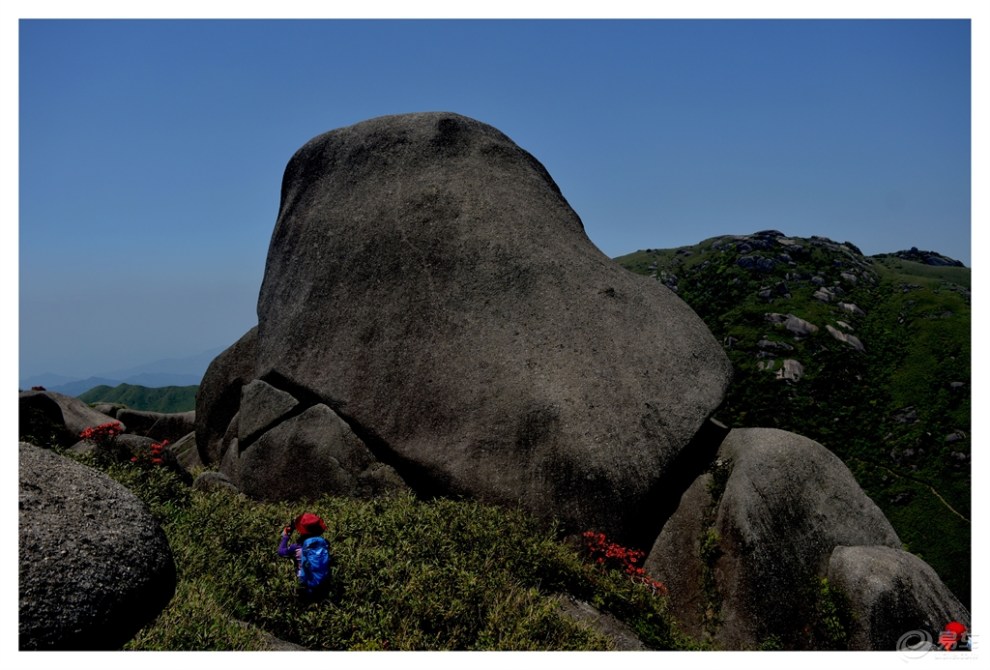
[79,459,689,651]
[617,235,971,607]
[79,383,199,413]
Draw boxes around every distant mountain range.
[20,346,224,396]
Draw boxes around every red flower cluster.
[582,530,668,596]
[131,439,168,467]
[79,421,123,446]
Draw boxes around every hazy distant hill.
[617,231,971,606]
[78,383,198,413]
[20,345,223,395]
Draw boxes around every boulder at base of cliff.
[217,111,732,543]
[645,427,904,650]
[19,443,176,650]
[827,545,970,650]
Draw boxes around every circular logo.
[897,629,933,660]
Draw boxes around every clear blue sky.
[17,18,973,380]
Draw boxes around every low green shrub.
[84,459,686,651]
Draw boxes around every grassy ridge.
[79,383,198,413]
[617,236,971,607]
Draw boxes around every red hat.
[945,621,967,635]
[294,512,327,536]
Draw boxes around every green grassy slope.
[79,383,198,413]
[617,233,971,607]
[89,461,689,651]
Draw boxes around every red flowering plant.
[79,421,125,463]
[131,439,169,468]
[581,530,668,596]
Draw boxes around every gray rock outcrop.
[168,431,203,472]
[19,390,123,447]
[195,326,257,465]
[19,443,176,650]
[645,428,903,650]
[209,111,732,541]
[826,324,866,352]
[117,408,195,444]
[827,545,970,650]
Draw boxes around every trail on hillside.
[857,458,969,523]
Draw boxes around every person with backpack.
[278,512,332,600]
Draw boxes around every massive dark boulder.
[645,428,904,650]
[19,443,176,650]
[218,111,732,540]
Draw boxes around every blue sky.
[15,16,975,380]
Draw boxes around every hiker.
[279,512,332,600]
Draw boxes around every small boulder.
[775,359,805,382]
[19,443,176,650]
[233,403,410,501]
[19,391,75,447]
[784,315,818,338]
[116,409,195,444]
[168,431,204,472]
[20,390,123,446]
[827,545,970,650]
[839,302,866,317]
[826,324,866,352]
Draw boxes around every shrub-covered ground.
[87,458,691,651]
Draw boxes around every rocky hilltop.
[187,113,968,649]
[617,230,971,608]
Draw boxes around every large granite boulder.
[19,443,176,650]
[827,545,970,650]
[645,428,904,649]
[232,111,731,541]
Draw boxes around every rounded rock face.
[646,428,903,649]
[827,545,970,650]
[19,443,176,650]
[253,112,732,539]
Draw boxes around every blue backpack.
[297,536,331,591]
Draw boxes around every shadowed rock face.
[827,545,970,651]
[233,111,732,540]
[19,443,176,650]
